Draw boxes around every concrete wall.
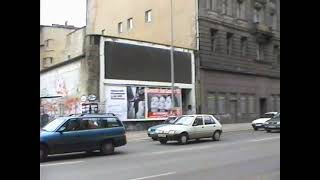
[86,0,197,50]
[64,28,86,60]
[40,59,83,119]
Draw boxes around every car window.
[193,117,203,126]
[174,116,194,126]
[63,118,81,132]
[261,113,276,118]
[82,118,101,129]
[102,117,122,128]
[204,116,215,125]
[42,117,68,132]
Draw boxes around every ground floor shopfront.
[198,69,280,124]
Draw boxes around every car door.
[51,118,83,154]
[191,116,205,139]
[203,115,217,137]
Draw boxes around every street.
[40,130,280,180]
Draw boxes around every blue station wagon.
[40,114,126,162]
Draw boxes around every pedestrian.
[186,105,195,115]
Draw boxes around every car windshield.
[261,113,275,118]
[42,117,68,132]
[164,117,177,124]
[174,116,194,126]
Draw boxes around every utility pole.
[170,0,175,110]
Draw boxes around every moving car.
[264,113,280,132]
[147,116,177,140]
[251,112,278,131]
[40,113,126,162]
[155,114,223,145]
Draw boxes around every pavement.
[40,129,280,180]
[126,123,252,142]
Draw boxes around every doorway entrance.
[259,98,267,115]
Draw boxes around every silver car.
[155,115,223,145]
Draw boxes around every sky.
[40,0,86,27]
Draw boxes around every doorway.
[259,98,267,115]
[229,100,238,123]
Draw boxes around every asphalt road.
[40,130,280,180]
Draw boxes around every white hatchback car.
[155,115,223,145]
[251,112,278,130]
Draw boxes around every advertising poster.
[127,86,146,119]
[105,86,127,121]
[146,88,182,118]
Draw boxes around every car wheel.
[254,127,258,131]
[196,138,200,142]
[152,137,157,141]
[159,139,167,144]
[179,133,188,145]
[212,131,221,141]
[40,144,48,162]
[100,141,114,155]
[266,129,271,133]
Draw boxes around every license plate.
[158,134,166,137]
[268,126,275,128]
[255,124,261,126]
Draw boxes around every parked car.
[147,116,177,140]
[264,113,280,132]
[155,114,223,145]
[40,113,127,162]
[251,112,279,131]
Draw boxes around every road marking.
[40,160,84,167]
[128,172,176,180]
[129,138,150,142]
[250,137,280,142]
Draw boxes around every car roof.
[66,113,118,118]
[265,112,278,114]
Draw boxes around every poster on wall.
[127,86,146,119]
[105,86,127,121]
[146,88,182,118]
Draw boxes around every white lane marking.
[150,145,212,155]
[250,136,280,142]
[129,138,150,142]
[40,160,84,167]
[128,172,176,180]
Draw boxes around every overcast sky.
[40,0,86,27]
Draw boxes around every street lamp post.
[170,0,175,110]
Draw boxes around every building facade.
[197,0,280,123]
[40,0,280,129]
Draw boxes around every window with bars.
[210,28,218,52]
[226,33,233,55]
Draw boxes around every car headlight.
[169,130,176,134]
[148,128,151,132]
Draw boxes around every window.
[127,18,133,30]
[118,22,123,33]
[145,10,152,22]
[64,119,81,131]
[107,117,122,128]
[218,95,226,114]
[193,117,204,126]
[226,33,233,55]
[204,116,215,125]
[257,43,264,60]
[240,96,247,114]
[210,29,218,52]
[207,94,217,114]
[221,0,227,14]
[241,37,248,56]
[49,57,53,64]
[248,95,255,113]
[207,0,216,11]
[273,45,280,64]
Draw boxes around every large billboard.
[105,86,182,121]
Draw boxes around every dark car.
[264,113,280,132]
[147,116,177,140]
[40,114,126,162]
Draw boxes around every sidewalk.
[126,123,252,142]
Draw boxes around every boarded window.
[207,94,216,114]
[240,95,247,114]
[248,95,255,113]
[218,94,226,114]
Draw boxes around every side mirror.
[58,126,66,133]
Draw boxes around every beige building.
[86,0,198,50]
[40,24,85,70]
